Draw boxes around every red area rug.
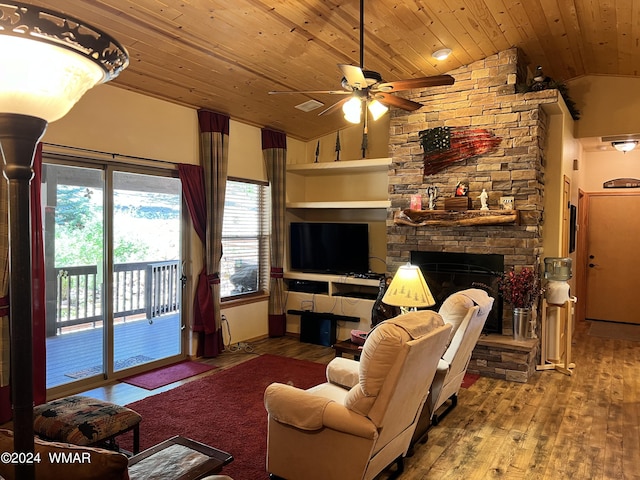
[121,360,217,390]
[120,354,327,479]
[461,372,480,389]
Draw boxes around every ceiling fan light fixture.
[368,99,388,121]
[612,140,638,153]
[343,97,362,124]
[432,48,452,61]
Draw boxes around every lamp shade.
[342,96,362,124]
[368,99,388,121]
[0,1,129,122]
[382,263,436,308]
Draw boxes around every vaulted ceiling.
[30,0,640,141]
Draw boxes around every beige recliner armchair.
[412,288,494,445]
[264,310,451,480]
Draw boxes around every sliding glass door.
[112,171,182,372]
[43,164,106,389]
[43,162,184,391]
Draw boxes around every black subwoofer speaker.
[299,313,336,347]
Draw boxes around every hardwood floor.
[83,319,640,480]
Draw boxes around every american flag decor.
[419,127,501,176]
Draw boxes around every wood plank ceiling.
[26,0,640,141]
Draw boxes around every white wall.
[568,76,640,138]
[578,149,640,192]
[44,84,199,164]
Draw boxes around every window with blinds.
[220,178,270,299]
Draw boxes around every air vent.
[295,99,324,112]
[601,134,640,142]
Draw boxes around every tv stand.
[283,272,381,343]
[287,310,360,323]
[284,272,380,299]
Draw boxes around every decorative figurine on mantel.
[335,130,341,161]
[427,186,439,210]
[455,181,469,196]
[445,181,472,211]
[410,193,422,210]
[479,188,489,210]
[315,140,320,163]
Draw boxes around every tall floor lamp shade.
[0,3,128,478]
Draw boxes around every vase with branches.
[499,266,543,340]
[499,267,542,309]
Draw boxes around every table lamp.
[382,263,436,313]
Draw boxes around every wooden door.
[585,194,640,324]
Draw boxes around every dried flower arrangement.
[499,267,543,309]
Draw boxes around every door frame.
[43,155,189,398]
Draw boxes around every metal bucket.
[513,307,533,341]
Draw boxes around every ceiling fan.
[269,0,455,124]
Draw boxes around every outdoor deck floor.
[46,313,181,389]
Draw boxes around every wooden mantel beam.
[394,209,520,227]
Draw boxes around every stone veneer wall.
[387,48,561,339]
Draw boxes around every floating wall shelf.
[286,157,392,176]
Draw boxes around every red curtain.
[0,143,46,422]
[178,163,216,356]
[178,164,206,243]
[31,144,46,406]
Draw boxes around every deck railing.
[51,260,181,335]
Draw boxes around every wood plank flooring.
[83,319,640,479]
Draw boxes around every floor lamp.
[0,3,128,478]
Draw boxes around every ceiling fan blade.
[376,93,423,111]
[269,89,350,95]
[375,75,455,92]
[318,97,350,116]
[338,64,368,90]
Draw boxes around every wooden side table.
[333,340,363,360]
[128,435,233,480]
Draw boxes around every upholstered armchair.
[412,288,494,445]
[264,311,452,480]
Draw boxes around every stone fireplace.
[385,48,561,382]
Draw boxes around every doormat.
[461,372,480,389]
[589,320,640,342]
[121,360,217,390]
[65,355,155,379]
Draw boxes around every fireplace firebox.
[410,251,504,334]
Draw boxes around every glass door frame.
[44,155,188,398]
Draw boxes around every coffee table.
[333,340,363,360]
[128,435,233,480]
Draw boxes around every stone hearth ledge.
[468,334,539,383]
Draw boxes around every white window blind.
[220,178,270,298]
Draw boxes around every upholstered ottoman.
[33,395,141,454]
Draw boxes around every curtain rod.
[42,142,179,169]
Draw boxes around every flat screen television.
[289,222,369,274]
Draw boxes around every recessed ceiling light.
[295,99,324,112]
[432,48,452,61]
